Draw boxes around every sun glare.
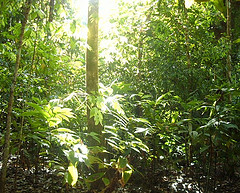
[72,0,117,20]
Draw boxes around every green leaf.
[27,102,43,112]
[156,93,169,105]
[200,145,210,153]
[131,147,140,153]
[64,172,71,185]
[131,141,149,152]
[21,111,39,116]
[222,122,238,130]
[102,177,110,186]
[90,107,103,125]
[107,141,122,151]
[112,101,124,114]
[65,150,79,166]
[190,131,198,138]
[54,107,74,118]
[87,154,102,165]
[27,134,41,142]
[70,20,77,33]
[96,96,104,109]
[68,164,78,186]
[53,106,61,113]
[51,128,75,133]
[88,132,100,143]
[48,117,62,127]
[56,114,69,122]
[122,169,132,185]
[104,128,118,137]
[31,11,38,20]
[90,107,98,118]
[37,9,45,19]
[233,38,240,44]
[212,0,226,14]
[134,118,150,124]
[134,127,148,133]
[118,156,128,169]
[85,172,105,183]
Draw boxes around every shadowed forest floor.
[3,161,240,193]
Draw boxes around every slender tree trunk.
[226,0,232,102]
[137,29,143,81]
[86,0,102,147]
[232,1,240,67]
[49,0,55,22]
[226,0,232,82]
[0,1,32,192]
[182,2,194,173]
[86,0,104,190]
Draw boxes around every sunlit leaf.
[48,117,62,127]
[134,127,148,133]
[234,38,240,44]
[51,128,75,133]
[133,118,150,124]
[37,9,45,19]
[68,164,78,186]
[185,0,195,8]
[156,93,169,105]
[121,169,132,186]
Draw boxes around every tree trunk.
[86,0,104,190]
[86,0,102,147]
[49,0,55,22]
[226,0,232,85]
[231,1,240,73]
[0,1,32,192]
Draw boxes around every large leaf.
[27,102,43,112]
[53,107,74,118]
[68,164,78,186]
[134,127,148,133]
[21,111,39,116]
[51,128,75,133]
[121,169,132,186]
[90,107,103,125]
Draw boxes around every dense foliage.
[0,0,240,192]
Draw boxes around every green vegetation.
[0,0,239,192]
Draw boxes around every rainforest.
[0,0,240,192]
